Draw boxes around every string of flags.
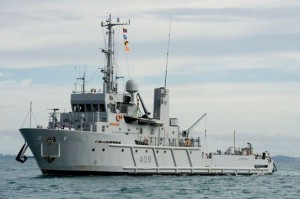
[123,28,130,52]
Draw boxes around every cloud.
[169,82,300,137]
[2,1,300,74]
[145,7,300,20]
[269,51,300,73]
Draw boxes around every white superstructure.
[16,15,276,175]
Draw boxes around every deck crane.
[182,113,207,137]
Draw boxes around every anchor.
[16,143,28,163]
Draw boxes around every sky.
[1,0,300,157]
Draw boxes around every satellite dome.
[125,79,138,93]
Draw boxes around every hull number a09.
[140,156,151,164]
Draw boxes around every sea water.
[0,156,299,199]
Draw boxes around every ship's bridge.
[70,91,106,113]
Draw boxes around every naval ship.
[16,15,276,175]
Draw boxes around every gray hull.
[20,128,275,175]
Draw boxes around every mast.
[77,70,86,93]
[29,101,32,128]
[234,130,236,155]
[101,14,130,93]
[164,17,172,89]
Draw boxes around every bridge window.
[99,104,105,112]
[92,104,98,112]
[72,104,105,112]
[86,104,92,112]
[72,104,78,112]
[79,104,85,112]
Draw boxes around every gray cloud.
[130,33,300,58]
[0,10,83,30]
[143,7,300,21]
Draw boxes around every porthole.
[145,150,148,153]
[164,150,166,154]
[92,148,95,152]
[135,149,138,153]
[156,150,159,153]
[102,148,105,152]
[121,149,124,152]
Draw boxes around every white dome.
[125,79,138,93]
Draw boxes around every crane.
[182,113,207,137]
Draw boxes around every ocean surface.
[0,156,299,199]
